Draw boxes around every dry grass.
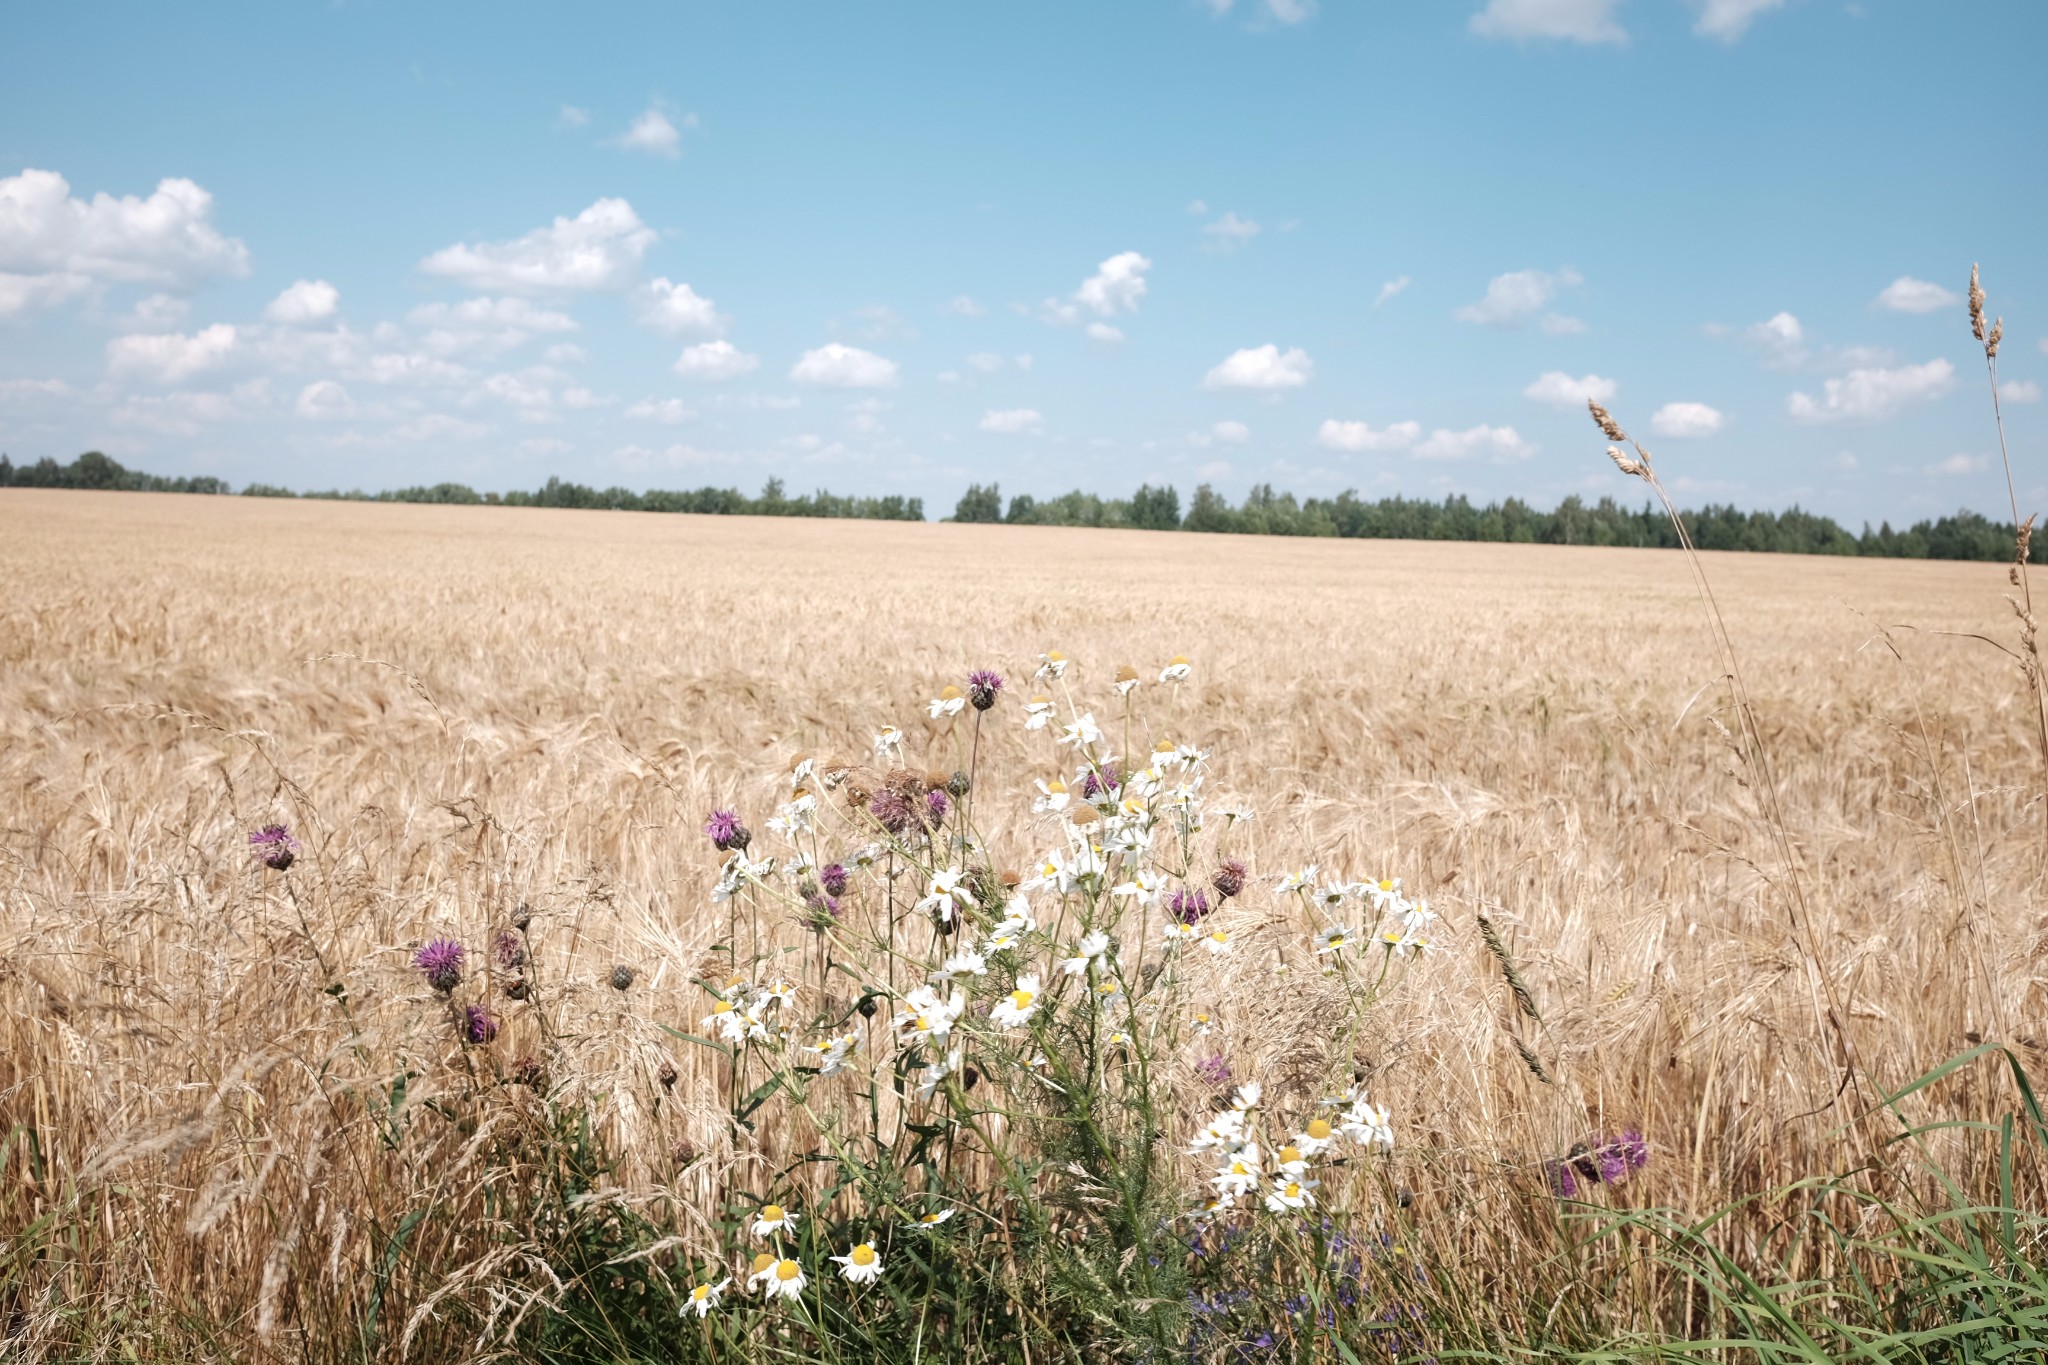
[3,487,2044,1358]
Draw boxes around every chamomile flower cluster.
[1278,869,1441,962]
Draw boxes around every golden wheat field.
[3,486,2044,1357]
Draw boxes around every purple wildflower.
[492,930,526,971]
[703,809,749,852]
[1619,1128,1650,1172]
[415,938,465,994]
[248,823,299,871]
[820,862,849,897]
[924,788,951,829]
[805,892,842,924]
[1169,888,1211,925]
[869,787,913,836]
[462,1004,499,1044]
[1598,1146,1629,1183]
[966,669,1004,712]
[1080,765,1122,800]
[1546,1159,1579,1198]
[1211,859,1247,901]
[1195,1054,1232,1087]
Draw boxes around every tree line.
[1,451,2033,563]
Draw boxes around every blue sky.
[1,0,2042,525]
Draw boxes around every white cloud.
[1746,310,1808,367]
[0,377,75,405]
[1201,212,1262,252]
[295,379,354,420]
[1203,344,1314,391]
[1211,420,1250,445]
[1043,251,1153,325]
[560,386,607,410]
[1413,424,1535,461]
[945,294,985,317]
[625,397,696,424]
[393,413,490,443]
[1469,0,1626,44]
[850,304,916,340]
[0,169,251,315]
[265,279,339,324]
[1211,0,1317,20]
[1931,453,1989,476]
[556,105,591,128]
[111,388,243,437]
[1693,0,1784,41]
[122,292,190,330]
[1787,358,1955,423]
[791,342,899,389]
[966,352,1005,373]
[1831,452,1859,471]
[1650,401,1725,437]
[636,277,725,335]
[545,342,586,365]
[521,437,573,457]
[1456,267,1583,328]
[407,296,578,357]
[1875,276,1961,315]
[1374,276,1411,309]
[1999,379,2040,404]
[1086,322,1125,342]
[1014,353,1034,371]
[1315,418,1420,452]
[467,370,557,422]
[420,197,656,293]
[672,339,760,381]
[1522,370,1617,408]
[979,408,1043,434]
[1185,199,1209,215]
[614,106,689,158]
[106,323,238,384]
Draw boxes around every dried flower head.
[1212,859,1248,901]
[1970,263,1986,343]
[415,938,465,994]
[1587,397,1628,443]
[966,669,1004,711]
[513,1054,546,1089]
[609,964,636,992]
[248,823,299,871]
[658,1060,677,1089]
[511,902,532,931]
[869,787,913,836]
[1606,445,1643,478]
[462,1004,499,1045]
[947,770,972,798]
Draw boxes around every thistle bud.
[658,1060,677,1090]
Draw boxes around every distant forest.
[2,450,2037,563]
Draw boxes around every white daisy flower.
[927,686,966,720]
[831,1241,884,1285]
[1032,777,1071,814]
[1365,876,1404,912]
[1191,1011,1215,1035]
[1158,655,1192,684]
[1035,650,1070,680]
[1339,1099,1395,1151]
[914,1044,964,1101]
[1232,1082,1262,1111]
[905,1208,955,1230]
[1111,867,1164,908]
[991,972,1042,1028]
[806,1032,859,1075]
[937,948,987,982]
[1059,930,1113,976]
[757,1256,807,1301]
[1163,921,1200,947]
[1293,1116,1339,1157]
[894,985,965,1043]
[751,1203,798,1238]
[683,1277,729,1318]
[1190,1109,1247,1154]
[1213,1146,1262,1198]
[1023,695,1057,731]
[873,726,904,759]
[1315,925,1354,956]
[1274,1144,1311,1178]
[704,997,749,1043]
[915,867,978,923]
[1265,1178,1317,1213]
[1275,864,1319,897]
[1057,712,1103,749]
[1202,929,1233,956]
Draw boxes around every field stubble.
[2,488,2043,1356]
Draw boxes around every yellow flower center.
[1047,779,1066,793]
[851,1244,876,1266]
[1047,650,1065,662]
[751,1252,775,1275]
[692,1284,712,1301]
[1170,654,1189,666]
[1010,990,1034,1010]
[1154,738,1174,752]
[1279,1146,1303,1165]
[713,1000,734,1014]
[920,1213,944,1224]
[1307,1119,1333,1141]
[1378,879,1394,892]
[775,1259,801,1281]
[939,685,961,700]
[1284,1183,1301,1198]
[761,1204,784,1222]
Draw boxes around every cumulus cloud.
[265,279,339,324]
[1522,370,1617,408]
[791,342,899,389]
[1650,401,1725,437]
[1787,358,1955,423]
[1456,267,1583,330]
[1316,419,1421,452]
[295,379,354,420]
[556,105,591,128]
[1374,276,1410,309]
[1203,344,1314,391]
[979,408,1043,434]
[420,198,656,293]
[106,323,239,384]
[1469,0,1626,44]
[625,397,697,424]
[672,339,760,381]
[1413,424,1535,461]
[1086,322,1125,342]
[1210,420,1250,444]
[945,295,985,317]
[1692,0,1784,41]
[1745,310,1808,367]
[112,388,245,437]
[408,296,578,357]
[1207,0,1316,21]
[1999,379,2041,404]
[966,352,1005,373]
[1875,276,1961,315]
[0,168,251,315]
[613,105,693,158]
[636,277,725,335]
[1201,212,1261,253]
[1931,453,1989,476]
[1042,251,1152,326]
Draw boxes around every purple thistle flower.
[1620,1128,1650,1172]
[1546,1158,1579,1198]
[1169,888,1210,925]
[805,892,842,924]
[415,938,465,994]
[1195,1054,1232,1087]
[966,669,1004,711]
[703,809,749,852]
[924,788,951,829]
[1598,1146,1629,1184]
[1080,765,1121,800]
[248,823,299,871]
[492,930,526,971]
[1211,859,1247,901]
[820,862,849,897]
[462,1004,499,1044]
[869,788,913,836]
